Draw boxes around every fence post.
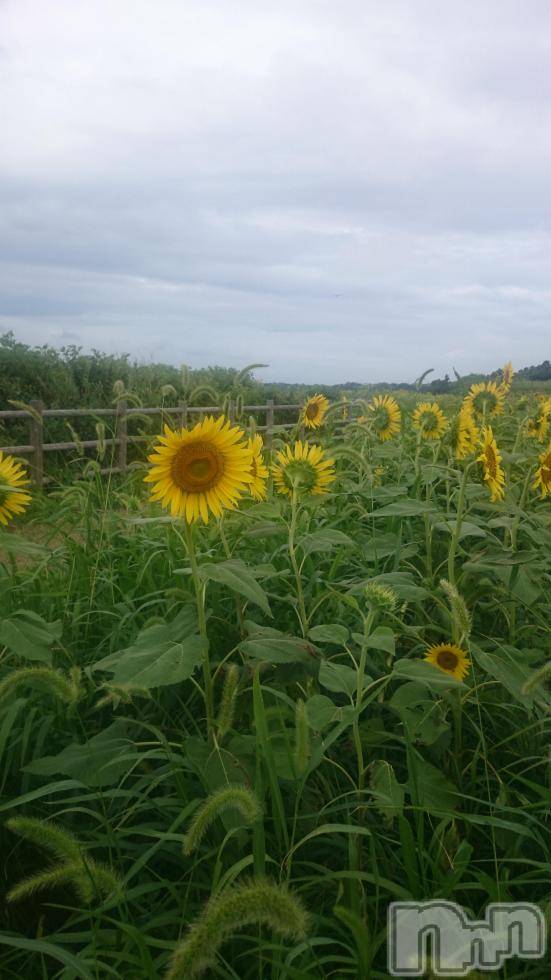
[116,398,128,472]
[227,398,235,423]
[178,399,188,429]
[29,399,44,489]
[265,399,275,449]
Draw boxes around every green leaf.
[0,611,62,664]
[308,624,349,645]
[333,906,371,977]
[299,529,355,554]
[506,567,541,606]
[407,757,459,814]
[433,519,487,539]
[242,521,283,539]
[244,501,282,520]
[93,607,203,689]
[240,626,315,665]
[367,626,395,656]
[370,760,404,823]
[304,694,338,731]
[23,722,135,787]
[0,933,95,979]
[0,532,51,560]
[362,532,400,560]
[389,682,450,745]
[392,659,463,691]
[199,559,272,616]
[420,463,448,484]
[373,499,437,517]
[319,660,369,697]
[472,644,540,708]
[350,572,429,603]
[463,549,537,570]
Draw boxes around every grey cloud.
[0,0,550,382]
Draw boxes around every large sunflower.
[0,452,32,526]
[477,426,505,502]
[452,404,479,460]
[366,394,401,442]
[532,443,551,499]
[412,401,447,440]
[301,394,330,430]
[425,642,470,681]
[247,434,269,501]
[272,441,335,496]
[465,381,505,418]
[145,416,253,523]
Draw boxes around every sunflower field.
[0,364,550,978]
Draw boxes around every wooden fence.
[0,400,302,487]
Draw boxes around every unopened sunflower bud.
[364,582,398,614]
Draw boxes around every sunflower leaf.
[0,611,62,665]
[299,529,355,554]
[93,607,203,688]
[240,624,315,664]
[370,760,404,823]
[373,499,438,517]
[308,624,349,645]
[199,559,272,617]
[392,659,464,690]
[23,722,134,787]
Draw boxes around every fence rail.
[0,399,299,487]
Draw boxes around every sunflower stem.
[349,609,375,921]
[184,520,214,738]
[424,478,433,581]
[354,610,375,797]
[447,462,471,593]
[413,427,423,490]
[218,516,246,638]
[508,469,532,643]
[451,688,463,773]
[288,488,308,636]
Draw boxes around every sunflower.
[532,443,551,499]
[412,401,447,440]
[477,426,506,502]
[452,404,479,460]
[0,452,32,526]
[501,361,514,389]
[144,415,254,523]
[465,381,505,418]
[366,394,401,442]
[301,394,330,430]
[247,434,269,501]
[526,412,549,444]
[272,440,335,496]
[425,642,470,681]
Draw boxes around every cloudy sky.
[1,0,550,382]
